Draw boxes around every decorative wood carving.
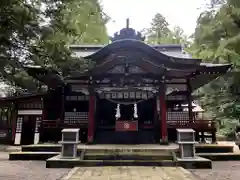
[107,65,147,74]
[97,90,155,100]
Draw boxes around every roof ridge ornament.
[110,18,145,42]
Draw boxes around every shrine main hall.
[0,22,231,145]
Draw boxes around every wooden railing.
[167,119,216,131]
[42,120,59,128]
[42,119,216,131]
[42,119,88,129]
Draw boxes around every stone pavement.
[1,151,240,180]
[0,145,21,152]
[191,161,240,180]
[61,167,198,180]
[0,152,70,180]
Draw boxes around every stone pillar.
[87,86,95,143]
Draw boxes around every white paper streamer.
[115,104,121,120]
[133,103,138,118]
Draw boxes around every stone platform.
[15,143,240,169]
[21,143,178,152]
[46,144,179,168]
[45,144,211,169]
[18,143,235,153]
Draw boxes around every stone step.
[9,151,58,160]
[195,144,234,153]
[21,144,61,152]
[81,148,175,154]
[46,155,177,168]
[197,152,240,161]
[83,152,173,160]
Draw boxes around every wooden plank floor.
[63,167,198,180]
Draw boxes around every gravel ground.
[0,152,70,180]
[0,152,240,180]
[190,161,240,180]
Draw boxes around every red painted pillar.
[160,96,167,142]
[87,95,95,143]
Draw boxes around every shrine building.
[0,21,231,145]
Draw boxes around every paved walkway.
[1,151,240,180]
[0,152,70,180]
[62,167,198,180]
[0,145,20,152]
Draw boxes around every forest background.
[0,0,239,136]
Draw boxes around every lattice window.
[167,112,190,121]
[18,102,42,109]
[65,96,89,101]
[64,112,88,124]
[166,95,186,101]
[167,84,187,91]
[16,117,23,133]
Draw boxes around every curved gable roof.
[83,39,201,65]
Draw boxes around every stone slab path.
[0,152,70,180]
[62,167,198,180]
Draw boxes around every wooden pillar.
[60,86,65,121]
[160,96,167,142]
[187,79,193,122]
[212,131,217,143]
[212,121,217,143]
[155,96,160,142]
[159,82,167,143]
[87,86,95,143]
[11,103,17,144]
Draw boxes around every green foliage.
[0,0,109,93]
[145,13,189,46]
[192,0,240,136]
